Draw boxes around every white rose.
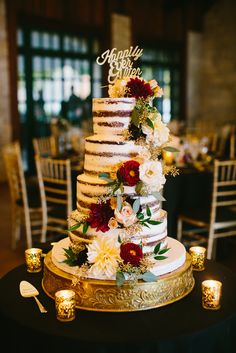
[114,202,137,227]
[138,147,151,161]
[153,115,170,147]
[142,124,154,143]
[139,161,166,191]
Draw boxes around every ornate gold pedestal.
[42,251,195,312]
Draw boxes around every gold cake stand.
[42,251,195,312]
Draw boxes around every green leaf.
[132,198,140,214]
[67,222,81,232]
[154,255,168,261]
[152,192,166,201]
[142,222,150,228]
[118,235,122,243]
[99,172,113,183]
[62,247,78,266]
[131,107,140,127]
[82,222,89,234]
[99,172,111,179]
[119,183,124,193]
[137,212,144,220]
[117,193,122,211]
[147,219,162,225]
[146,205,151,217]
[116,271,126,287]
[154,242,161,254]
[113,182,121,194]
[142,271,157,282]
[158,248,170,255]
[163,146,179,153]
[135,181,143,194]
[146,117,154,130]
[142,218,150,223]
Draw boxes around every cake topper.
[96,46,143,84]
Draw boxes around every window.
[140,47,181,123]
[17,28,102,171]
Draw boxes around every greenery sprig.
[135,204,161,228]
[153,242,170,260]
[67,221,89,234]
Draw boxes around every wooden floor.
[0,181,236,279]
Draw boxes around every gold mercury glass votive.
[201,280,222,310]
[55,290,76,322]
[189,246,206,271]
[25,248,43,273]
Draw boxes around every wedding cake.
[42,47,194,311]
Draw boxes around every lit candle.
[25,248,43,273]
[201,280,222,310]
[189,246,206,271]
[55,290,76,322]
[163,151,175,166]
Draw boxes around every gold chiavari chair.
[2,141,42,249]
[177,159,236,259]
[35,155,72,242]
[33,136,58,157]
[230,125,235,160]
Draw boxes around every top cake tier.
[92,97,136,135]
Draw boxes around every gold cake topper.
[96,46,143,84]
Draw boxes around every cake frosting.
[54,74,185,285]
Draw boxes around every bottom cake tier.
[42,238,195,312]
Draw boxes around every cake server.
[19,280,48,313]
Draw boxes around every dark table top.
[0,259,236,353]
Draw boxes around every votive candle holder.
[55,290,76,322]
[25,248,43,273]
[201,280,222,310]
[189,246,206,271]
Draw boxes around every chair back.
[2,141,42,248]
[33,136,58,157]
[35,155,72,241]
[208,159,236,257]
[2,142,28,210]
[230,125,235,160]
[211,159,236,213]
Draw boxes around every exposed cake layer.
[68,209,167,255]
[84,135,142,176]
[51,236,186,280]
[76,173,161,215]
[93,98,136,135]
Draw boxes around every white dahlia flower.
[87,235,120,279]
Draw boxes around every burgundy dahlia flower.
[88,201,114,232]
[126,77,153,99]
[119,160,140,186]
[120,242,144,266]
